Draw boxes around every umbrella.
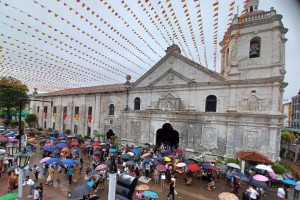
[249,180,268,189]
[85,141,91,145]
[110,148,117,153]
[70,185,94,199]
[9,138,18,142]
[177,146,184,151]
[95,164,108,171]
[88,196,99,200]
[50,137,56,141]
[42,146,56,152]
[0,193,18,200]
[282,179,297,186]
[46,158,60,165]
[141,153,151,158]
[176,162,186,167]
[202,164,211,169]
[143,191,159,199]
[283,173,294,180]
[208,166,219,171]
[71,147,80,153]
[184,160,192,165]
[126,160,136,166]
[93,142,100,146]
[105,159,111,167]
[100,143,106,146]
[132,148,141,154]
[127,152,134,156]
[93,150,101,155]
[218,192,239,200]
[63,159,76,166]
[156,164,167,171]
[164,157,171,162]
[188,158,198,163]
[135,184,150,191]
[88,171,99,177]
[39,157,51,163]
[226,163,241,169]
[134,155,141,162]
[59,133,66,137]
[233,172,247,181]
[59,140,67,143]
[187,164,200,172]
[168,155,177,159]
[70,142,79,146]
[255,164,273,172]
[155,156,164,161]
[61,148,70,153]
[56,143,67,149]
[253,174,269,182]
[122,154,131,159]
[91,155,100,161]
[6,166,17,173]
[268,171,278,180]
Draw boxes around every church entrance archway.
[156,123,179,147]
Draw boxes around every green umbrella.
[0,193,18,200]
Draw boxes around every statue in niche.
[132,122,141,141]
[164,101,174,111]
[248,95,258,111]
[245,133,255,149]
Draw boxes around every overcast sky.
[0,0,299,100]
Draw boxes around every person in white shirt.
[33,186,40,200]
[277,186,286,200]
[247,185,259,200]
[23,175,36,198]
[295,181,300,198]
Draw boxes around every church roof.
[236,151,274,165]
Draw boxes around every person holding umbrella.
[246,185,259,200]
[166,177,176,200]
[68,165,74,185]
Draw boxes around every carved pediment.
[150,69,192,87]
[156,92,183,111]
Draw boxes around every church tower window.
[226,48,230,66]
[134,97,141,110]
[249,36,261,58]
[205,95,217,112]
[109,104,115,115]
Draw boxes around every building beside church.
[31,0,288,161]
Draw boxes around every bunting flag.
[63,113,67,120]
[88,115,92,123]
[212,0,219,71]
[74,114,79,120]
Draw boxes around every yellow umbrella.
[28,138,36,141]
[135,184,150,191]
[164,157,171,162]
[218,192,239,200]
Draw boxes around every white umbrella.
[226,163,241,169]
[127,152,134,156]
[255,164,273,172]
[176,162,186,167]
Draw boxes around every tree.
[25,114,37,127]
[0,77,29,120]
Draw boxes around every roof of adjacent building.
[236,151,274,165]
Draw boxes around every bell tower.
[220,1,288,80]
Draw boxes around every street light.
[14,151,31,198]
[7,144,18,156]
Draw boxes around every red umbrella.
[187,164,200,172]
[70,142,78,146]
[91,155,100,161]
[208,166,219,171]
[156,164,167,171]
[93,141,100,146]
[93,145,101,149]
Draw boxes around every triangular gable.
[133,51,226,88]
[149,69,192,87]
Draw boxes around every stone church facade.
[32,0,288,161]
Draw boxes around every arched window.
[205,95,217,112]
[109,104,115,115]
[249,37,261,58]
[134,97,141,110]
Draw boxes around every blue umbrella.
[85,141,91,145]
[202,164,210,169]
[155,156,164,161]
[122,154,131,159]
[132,148,141,154]
[143,191,159,199]
[59,133,66,137]
[43,146,56,152]
[56,143,67,148]
[110,148,117,153]
[59,140,67,143]
[282,179,297,186]
[63,159,76,166]
[46,158,60,165]
[71,148,80,153]
[233,172,248,181]
[87,180,94,187]
[50,137,56,141]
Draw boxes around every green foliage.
[24,114,37,127]
[37,127,43,131]
[272,163,287,174]
[281,131,295,143]
[10,120,18,127]
[3,119,11,127]
[226,158,239,164]
[64,129,71,134]
[83,135,91,140]
[0,77,29,119]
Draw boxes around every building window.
[88,107,92,123]
[109,104,115,115]
[44,106,48,118]
[62,123,66,132]
[63,106,67,120]
[226,48,229,66]
[87,126,91,137]
[205,95,217,112]
[37,106,40,113]
[44,121,47,129]
[52,122,55,130]
[134,97,141,110]
[249,37,261,58]
[74,125,78,134]
[74,106,79,120]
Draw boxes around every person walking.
[23,175,36,198]
[166,177,176,200]
[33,186,40,200]
[39,183,44,200]
[7,171,18,193]
[73,164,80,183]
[68,165,74,185]
[47,166,55,185]
[247,185,259,200]
[295,180,300,199]
[33,164,40,181]
[153,169,160,186]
